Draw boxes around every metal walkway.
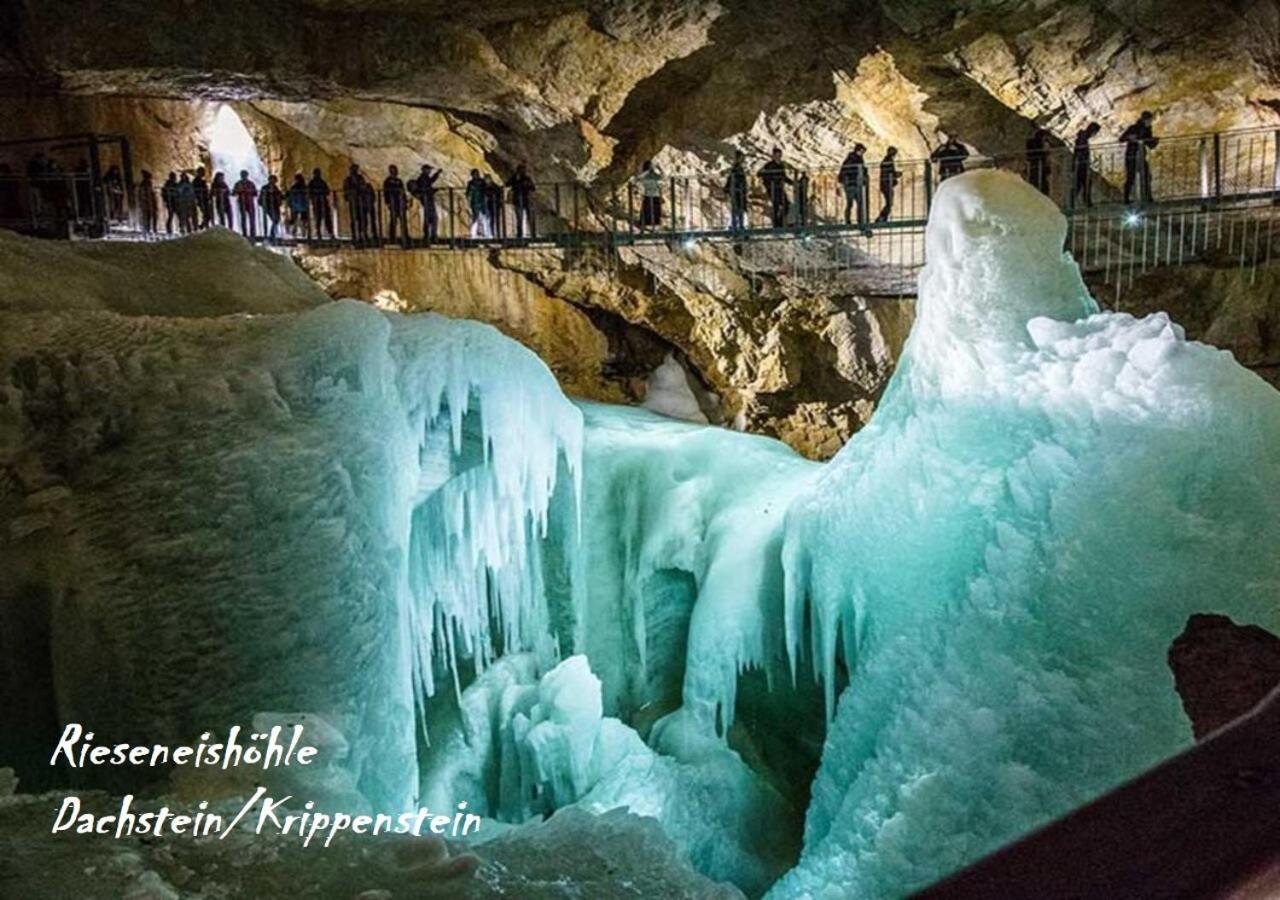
[2,125,1277,299]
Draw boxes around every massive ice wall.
[0,299,582,810]
[770,171,1280,897]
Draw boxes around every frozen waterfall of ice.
[422,651,798,895]
[768,170,1280,897]
[2,299,582,814]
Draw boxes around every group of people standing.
[137,163,448,245]
[464,166,537,240]
[634,145,905,235]
[1029,112,1159,207]
[122,110,1163,245]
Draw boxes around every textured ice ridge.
[769,170,1280,897]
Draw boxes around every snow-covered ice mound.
[0,227,329,316]
[769,170,1280,897]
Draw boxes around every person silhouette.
[1071,122,1102,209]
[757,147,792,227]
[232,170,258,238]
[1026,127,1052,195]
[839,143,871,234]
[875,147,901,223]
[1120,111,1159,204]
[724,152,748,232]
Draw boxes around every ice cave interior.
[3,170,1280,898]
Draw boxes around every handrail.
[1,124,1277,245]
[914,685,1280,898]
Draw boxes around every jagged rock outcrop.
[298,240,912,457]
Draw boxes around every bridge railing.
[0,172,112,237]
[586,127,1280,236]
[4,126,1277,246]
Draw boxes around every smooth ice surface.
[768,171,1280,897]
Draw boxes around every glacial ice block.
[574,403,819,729]
[770,171,1280,898]
[0,301,582,812]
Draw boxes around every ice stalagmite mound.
[771,170,1280,898]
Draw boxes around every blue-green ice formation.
[418,171,1280,897]
[11,170,1280,897]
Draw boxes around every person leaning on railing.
[409,164,440,242]
[308,168,334,239]
[233,170,258,239]
[466,169,488,238]
[1121,111,1158,205]
[176,172,197,234]
[287,173,311,239]
[193,166,211,229]
[1025,128,1052,196]
[383,164,409,246]
[360,177,380,244]
[259,174,283,242]
[160,172,178,234]
[103,165,125,221]
[342,163,368,245]
[508,164,536,240]
[758,147,793,227]
[136,170,158,236]
[839,143,872,235]
[211,172,232,228]
[484,174,504,239]
[932,138,969,181]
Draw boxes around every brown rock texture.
[298,240,913,457]
[1168,613,1280,740]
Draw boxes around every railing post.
[87,135,104,237]
[1273,129,1280,195]
[669,176,676,236]
[1213,132,1222,201]
[1060,146,1072,211]
[1198,137,1210,199]
[924,160,934,213]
